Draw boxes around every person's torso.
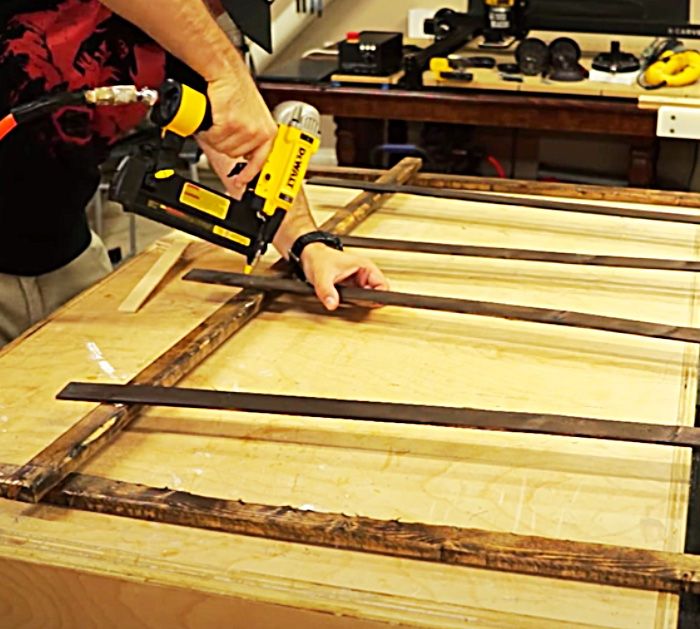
[0,0,167,275]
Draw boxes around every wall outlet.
[408,8,436,39]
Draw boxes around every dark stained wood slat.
[341,235,700,272]
[0,157,423,505]
[183,270,700,345]
[306,165,700,209]
[57,382,700,450]
[309,178,700,226]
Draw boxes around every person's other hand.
[300,244,389,311]
[199,74,277,198]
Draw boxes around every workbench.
[1,170,700,627]
[259,41,700,187]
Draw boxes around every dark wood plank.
[57,382,700,449]
[341,235,700,272]
[310,178,700,226]
[183,270,700,346]
[307,166,700,209]
[0,462,696,595]
[0,158,423,505]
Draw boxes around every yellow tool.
[111,80,321,274]
[429,57,474,82]
[643,50,700,89]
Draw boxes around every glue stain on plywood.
[639,518,666,544]
[85,342,124,381]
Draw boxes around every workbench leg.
[335,117,386,167]
[512,130,540,180]
[628,138,657,188]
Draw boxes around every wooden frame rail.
[307,165,700,210]
[1,461,698,596]
[309,178,700,226]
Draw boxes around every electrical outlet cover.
[408,8,435,39]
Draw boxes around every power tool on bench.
[482,0,528,47]
[111,79,321,273]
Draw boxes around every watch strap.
[289,231,344,280]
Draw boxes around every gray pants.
[0,232,113,348]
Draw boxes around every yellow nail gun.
[111,79,321,273]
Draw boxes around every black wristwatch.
[289,231,344,280]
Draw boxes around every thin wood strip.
[341,235,700,272]
[118,240,191,313]
[0,462,695,595]
[306,165,700,209]
[309,178,700,226]
[183,270,700,345]
[638,96,700,110]
[57,382,700,449]
[0,157,422,504]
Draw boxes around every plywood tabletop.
[0,185,698,627]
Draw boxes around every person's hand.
[199,74,277,198]
[300,244,389,311]
[196,135,244,199]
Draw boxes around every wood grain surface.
[1,181,699,626]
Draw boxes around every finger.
[231,138,275,186]
[226,182,246,200]
[199,129,255,160]
[353,267,370,288]
[314,270,341,311]
[332,260,364,286]
[364,263,389,290]
[215,136,257,161]
[348,261,387,291]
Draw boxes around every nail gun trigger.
[227,161,247,178]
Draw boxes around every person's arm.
[98,0,276,193]
[199,139,389,310]
[204,0,226,15]
[273,189,389,310]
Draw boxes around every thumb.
[314,273,340,311]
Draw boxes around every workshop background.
[7,1,700,626]
[257,0,700,189]
[98,1,700,260]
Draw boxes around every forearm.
[98,0,239,81]
[273,189,317,258]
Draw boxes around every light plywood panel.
[0,554,390,629]
[0,186,697,627]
